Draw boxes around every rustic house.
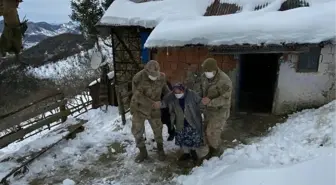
[97,0,335,115]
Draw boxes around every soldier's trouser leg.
[131,114,149,163]
[148,118,165,161]
[148,118,163,145]
[131,114,146,148]
[205,118,226,149]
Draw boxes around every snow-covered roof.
[98,0,330,28]
[145,1,336,47]
[98,0,213,28]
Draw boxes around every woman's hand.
[152,101,161,109]
[201,97,211,105]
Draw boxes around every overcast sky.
[17,0,72,23]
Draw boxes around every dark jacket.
[162,89,203,134]
[161,81,172,120]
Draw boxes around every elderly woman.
[162,83,204,162]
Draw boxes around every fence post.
[80,97,88,113]
[60,93,67,122]
[116,89,126,125]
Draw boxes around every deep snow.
[99,0,213,28]
[176,100,336,185]
[145,1,336,47]
[0,98,334,185]
[100,0,336,47]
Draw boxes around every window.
[296,47,321,72]
[140,32,150,64]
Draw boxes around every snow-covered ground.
[25,39,112,83]
[0,100,334,185]
[176,100,336,185]
[0,106,179,185]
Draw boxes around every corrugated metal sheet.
[204,0,241,16]
[204,0,310,16]
[279,0,309,11]
[254,3,269,11]
[130,0,161,3]
[131,0,310,14]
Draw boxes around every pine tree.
[70,0,110,40]
[102,0,114,10]
[70,0,114,52]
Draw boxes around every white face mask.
[174,93,184,99]
[148,75,158,81]
[205,72,215,79]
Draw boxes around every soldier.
[200,58,232,159]
[130,60,170,163]
[0,0,26,58]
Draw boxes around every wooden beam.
[209,47,310,54]
[111,28,118,84]
[0,99,67,132]
[96,24,152,32]
[0,110,70,149]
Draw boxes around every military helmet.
[145,60,160,77]
[202,58,218,72]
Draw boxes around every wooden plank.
[59,94,67,122]
[210,50,308,54]
[0,110,70,149]
[209,46,310,54]
[80,97,88,112]
[0,100,67,132]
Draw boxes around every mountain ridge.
[0,20,80,48]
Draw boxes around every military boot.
[178,153,191,161]
[167,134,175,141]
[135,146,148,163]
[202,146,215,161]
[190,150,198,162]
[212,147,222,157]
[157,143,166,161]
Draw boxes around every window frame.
[296,46,321,73]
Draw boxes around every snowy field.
[0,101,334,185]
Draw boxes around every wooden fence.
[0,91,92,149]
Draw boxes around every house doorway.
[238,54,280,113]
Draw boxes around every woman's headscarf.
[172,83,185,92]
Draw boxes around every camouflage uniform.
[201,58,232,158]
[0,0,25,58]
[130,60,170,162]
